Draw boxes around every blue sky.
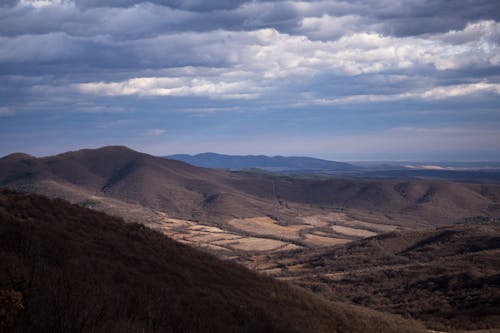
[1,0,499,161]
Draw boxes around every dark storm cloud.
[370,0,500,36]
[2,0,498,40]
[0,0,498,104]
[0,30,239,77]
[0,2,301,39]
[74,0,249,11]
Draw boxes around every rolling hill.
[0,189,426,333]
[1,146,499,230]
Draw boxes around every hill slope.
[263,223,500,331]
[0,189,426,333]
[1,146,500,229]
[166,152,358,171]
[0,146,278,221]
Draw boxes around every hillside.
[0,146,278,222]
[1,146,500,230]
[166,152,358,171]
[260,223,500,331]
[0,189,426,333]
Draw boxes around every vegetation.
[269,225,500,331]
[80,198,101,208]
[464,215,500,224]
[0,190,425,333]
[0,290,23,331]
[310,203,346,211]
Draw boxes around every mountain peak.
[1,152,35,161]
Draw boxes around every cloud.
[0,107,15,116]
[306,82,500,105]
[72,0,248,11]
[75,76,262,99]
[290,0,500,38]
[4,0,499,40]
[54,22,498,102]
[75,104,128,113]
[146,128,167,136]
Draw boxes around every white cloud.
[56,20,498,101]
[19,0,71,8]
[146,128,167,136]
[304,82,500,105]
[75,75,261,99]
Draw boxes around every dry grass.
[303,234,351,246]
[229,217,306,240]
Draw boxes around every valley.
[2,189,429,333]
[1,146,500,332]
[155,212,398,259]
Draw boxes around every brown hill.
[253,176,500,226]
[0,189,426,333]
[0,146,282,222]
[262,222,500,331]
[1,146,499,228]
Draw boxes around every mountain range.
[166,152,358,171]
[167,153,500,183]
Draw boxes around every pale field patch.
[197,243,232,252]
[188,225,227,233]
[303,234,351,247]
[229,216,307,240]
[287,263,309,272]
[154,212,396,255]
[301,212,398,233]
[301,215,331,227]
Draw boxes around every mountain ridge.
[166,152,359,171]
[1,146,500,228]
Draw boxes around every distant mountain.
[166,153,500,183]
[0,189,427,332]
[166,152,358,171]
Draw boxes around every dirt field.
[153,211,402,256]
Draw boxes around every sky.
[1,0,499,161]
